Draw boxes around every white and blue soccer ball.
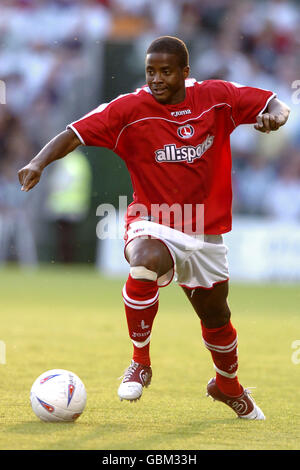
[30,369,87,422]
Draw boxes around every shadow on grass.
[3,420,130,450]
[111,418,249,450]
[3,417,241,450]
[5,420,82,434]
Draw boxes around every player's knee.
[129,239,172,277]
[130,249,163,275]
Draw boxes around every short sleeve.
[221,81,276,127]
[67,100,125,150]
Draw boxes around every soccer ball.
[30,369,87,422]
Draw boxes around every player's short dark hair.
[146,36,189,69]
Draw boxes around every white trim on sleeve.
[257,92,277,117]
[67,124,86,145]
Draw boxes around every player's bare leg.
[182,281,231,328]
[118,238,173,402]
[182,282,265,419]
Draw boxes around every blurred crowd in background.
[0,0,300,266]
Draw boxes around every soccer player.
[18,36,290,420]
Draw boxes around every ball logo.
[67,383,75,406]
[37,397,55,413]
[40,374,61,384]
[177,124,194,139]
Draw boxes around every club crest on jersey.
[155,135,214,164]
[177,124,194,139]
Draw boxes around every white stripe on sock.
[123,297,158,310]
[131,335,151,348]
[203,337,237,353]
[214,365,237,378]
[122,285,159,306]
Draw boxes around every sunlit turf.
[0,264,299,450]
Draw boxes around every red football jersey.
[68,79,275,234]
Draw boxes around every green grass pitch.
[0,265,299,450]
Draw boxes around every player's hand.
[254,113,286,134]
[18,162,42,192]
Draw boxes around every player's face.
[145,53,190,105]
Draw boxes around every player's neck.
[163,89,187,106]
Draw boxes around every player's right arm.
[18,128,81,192]
[18,91,135,192]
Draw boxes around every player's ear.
[183,65,190,79]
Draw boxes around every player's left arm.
[254,97,290,134]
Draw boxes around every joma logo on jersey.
[177,124,194,139]
[155,135,214,164]
[171,109,191,117]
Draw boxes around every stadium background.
[0,0,300,280]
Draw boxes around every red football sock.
[201,320,243,396]
[122,275,159,367]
